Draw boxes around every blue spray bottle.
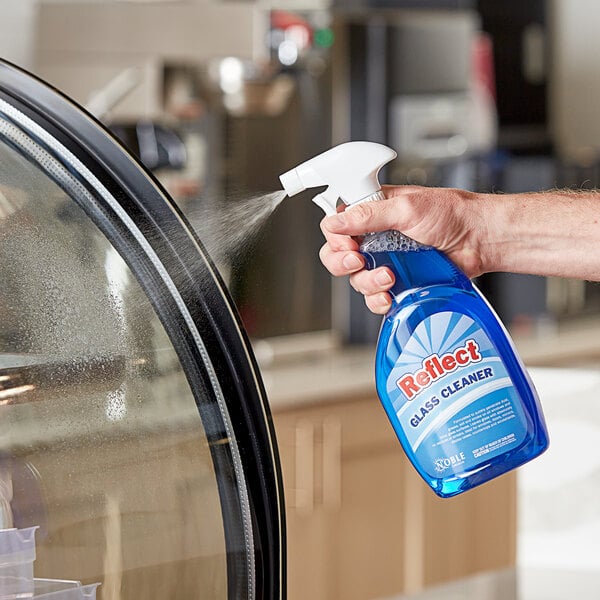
[280,141,548,497]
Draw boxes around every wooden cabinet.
[272,393,516,600]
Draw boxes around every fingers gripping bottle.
[280,141,548,498]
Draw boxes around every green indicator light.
[314,28,334,48]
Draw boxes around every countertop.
[381,568,600,600]
[256,317,600,411]
[258,344,377,410]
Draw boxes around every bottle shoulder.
[379,284,510,354]
[377,284,521,369]
[385,282,477,317]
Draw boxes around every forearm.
[480,190,600,280]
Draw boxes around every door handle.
[294,420,314,514]
[322,417,342,510]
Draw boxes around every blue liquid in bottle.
[361,230,549,497]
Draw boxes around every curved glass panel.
[0,101,253,597]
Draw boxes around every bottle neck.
[350,189,386,207]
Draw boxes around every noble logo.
[434,452,466,472]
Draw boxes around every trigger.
[312,189,340,216]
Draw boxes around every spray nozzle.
[279,141,397,215]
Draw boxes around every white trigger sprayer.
[278,140,419,298]
[279,141,397,215]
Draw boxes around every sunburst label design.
[382,311,528,475]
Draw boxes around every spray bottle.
[279,141,548,498]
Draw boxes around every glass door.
[0,61,284,599]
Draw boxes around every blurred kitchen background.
[3,1,600,598]
[3,0,598,344]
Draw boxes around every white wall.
[0,0,38,70]
[550,0,600,156]
[34,1,265,119]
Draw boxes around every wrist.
[459,191,504,276]
[476,193,516,274]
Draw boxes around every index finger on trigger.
[320,220,360,252]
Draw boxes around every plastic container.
[280,141,549,497]
[33,579,99,600]
[362,233,549,497]
[0,527,38,599]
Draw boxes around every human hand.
[319,185,488,314]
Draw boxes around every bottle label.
[385,311,528,478]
